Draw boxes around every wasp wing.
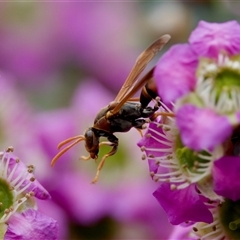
[110,34,171,116]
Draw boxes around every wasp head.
[51,128,100,166]
[84,128,99,160]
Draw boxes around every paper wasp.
[51,34,171,183]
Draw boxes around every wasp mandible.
[51,34,171,183]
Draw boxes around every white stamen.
[147,130,173,147]
[0,192,34,223]
[0,149,36,224]
[16,179,33,196]
[191,202,226,240]
[197,52,240,114]
[7,159,19,182]
[232,61,240,69]
[218,53,225,65]
[160,100,174,113]
[10,168,29,187]
[142,146,172,153]
[143,108,218,189]
[3,154,11,179]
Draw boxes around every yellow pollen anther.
[140,146,146,151]
[146,133,151,138]
[6,146,14,152]
[30,177,35,182]
[163,127,171,131]
[4,209,10,214]
[150,171,155,177]
[229,218,240,230]
[29,191,35,197]
[193,227,198,232]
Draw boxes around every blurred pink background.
[0,1,239,239]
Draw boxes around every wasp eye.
[84,128,99,157]
[85,129,93,139]
[84,129,94,148]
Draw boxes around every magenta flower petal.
[176,104,232,151]
[213,156,240,201]
[7,153,51,200]
[189,20,240,58]
[153,182,213,225]
[26,180,51,200]
[138,121,169,173]
[4,209,58,240]
[154,44,198,103]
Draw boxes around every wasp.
[51,34,171,183]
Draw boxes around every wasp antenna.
[57,135,85,150]
[161,34,171,43]
[51,138,85,166]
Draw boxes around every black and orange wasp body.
[51,34,171,183]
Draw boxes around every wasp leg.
[99,141,114,147]
[80,155,92,161]
[136,128,143,137]
[91,143,118,184]
[128,97,140,102]
[91,135,118,184]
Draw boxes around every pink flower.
[154,44,198,103]
[176,104,232,151]
[189,20,240,58]
[153,182,213,225]
[154,20,240,104]
[0,148,58,239]
[212,156,240,201]
[138,121,172,174]
[4,209,58,240]
[139,20,240,239]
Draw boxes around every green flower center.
[0,178,14,218]
[220,199,240,239]
[215,69,240,89]
[215,69,240,102]
[196,53,240,114]
[175,136,211,174]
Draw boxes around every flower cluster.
[0,147,58,240]
[138,20,240,239]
